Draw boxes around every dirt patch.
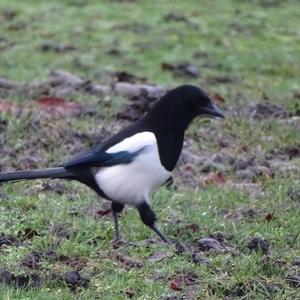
[51,270,89,291]
[114,253,143,269]
[0,268,41,289]
[39,42,76,53]
[0,233,19,248]
[196,235,236,255]
[213,279,283,298]
[231,101,289,120]
[117,88,161,121]
[224,207,257,221]
[170,271,199,291]
[247,237,269,255]
[285,274,300,288]
[161,62,199,77]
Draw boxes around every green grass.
[1,0,300,299]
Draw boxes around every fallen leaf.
[209,92,226,104]
[170,272,199,291]
[96,201,112,217]
[204,171,226,186]
[170,275,183,291]
[35,97,83,117]
[264,213,275,222]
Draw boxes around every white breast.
[95,132,170,205]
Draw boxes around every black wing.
[63,147,145,169]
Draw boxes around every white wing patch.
[106,131,156,154]
[95,132,170,205]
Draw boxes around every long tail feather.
[0,167,75,183]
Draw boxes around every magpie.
[0,85,224,243]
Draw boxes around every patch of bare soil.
[161,62,199,77]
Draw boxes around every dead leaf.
[209,92,226,105]
[35,97,83,117]
[204,171,226,186]
[96,201,112,217]
[264,213,275,222]
[170,272,199,291]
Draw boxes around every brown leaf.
[35,97,83,117]
[96,201,112,217]
[170,275,183,291]
[170,272,199,291]
[264,213,275,222]
[204,171,226,186]
[209,92,226,105]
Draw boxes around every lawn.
[0,0,300,299]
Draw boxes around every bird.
[0,85,224,243]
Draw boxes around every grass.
[0,0,300,299]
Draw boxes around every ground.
[0,0,300,299]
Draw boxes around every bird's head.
[145,85,224,131]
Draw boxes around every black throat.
[152,129,184,171]
[141,114,191,172]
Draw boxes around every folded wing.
[63,147,146,169]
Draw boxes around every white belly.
[95,132,170,205]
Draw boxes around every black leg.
[111,202,124,240]
[137,202,170,244]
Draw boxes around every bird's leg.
[111,202,124,241]
[137,201,170,244]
